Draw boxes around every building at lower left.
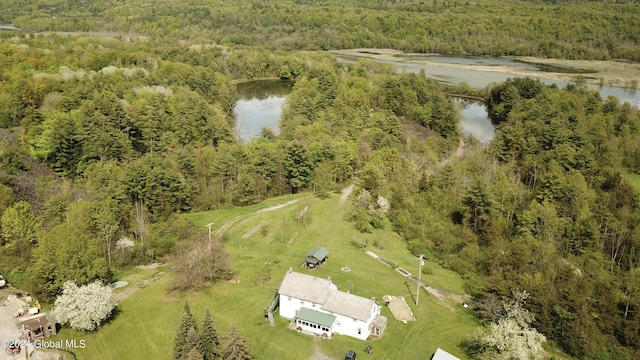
[18,313,58,340]
[277,269,387,340]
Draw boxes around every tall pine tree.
[174,301,198,360]
[222,324,253,360]
[185,326,205,359]
[186,348,204,360]
[200,308,220,360]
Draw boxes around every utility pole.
[416,255,424,306]
[206,222,214,241]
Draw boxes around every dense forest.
[1,1,640,359]
[1,0,640,61]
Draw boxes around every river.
[333,53,640,107]
[233,80,495,144]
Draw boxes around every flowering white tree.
[53,281,117,331]
[349,190,391,233]
[469,290,546,360]
[369,195,390,218]
[116,236,135,251]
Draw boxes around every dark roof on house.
[279,270,334,304]
[306,246,329,263]
[295,307,336,328]
[18,313,55,328]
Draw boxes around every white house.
[432,348,461,360]
[278,269,387,340]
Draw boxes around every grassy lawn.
[55,190,479,359]
[627,174,640,194]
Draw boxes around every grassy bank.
[54,191,479,359]
[627,174,640,194]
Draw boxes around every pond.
[457,100,493,144]
[233,80,292,142]
[233,79,493,144]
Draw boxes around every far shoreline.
[3,29,637,90]
[330,49,640,90]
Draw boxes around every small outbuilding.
[305,246,329,269]
[18,313,57,340]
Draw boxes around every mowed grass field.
[55,189,480,359]
[628,174,640,194]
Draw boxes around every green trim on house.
[295,307,336,328]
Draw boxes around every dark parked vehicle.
[344,350,357,360]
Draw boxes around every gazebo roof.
[306,246,329,261]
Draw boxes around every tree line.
[1,0,640,61]
[1,30,640,359]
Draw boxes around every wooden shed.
[18,313,57,340]
[305,246,329,268]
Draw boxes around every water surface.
[334,54,640,106]
[457,100,493,144]
[233,80,292,142]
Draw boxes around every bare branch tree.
[134,200,149,259]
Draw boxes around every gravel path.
[308,339,334,360]
[241,221,266,239]
[339,185,354,204]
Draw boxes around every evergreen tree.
[200,308,220,360]
[222,324,253,360]
[174,302,198,360]
[186,348,204,360]
[185,326,205,360]
[462,179,495,233]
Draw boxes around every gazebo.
[305,246,329,269]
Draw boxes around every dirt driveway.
[0,306,21,360]
[0,295,64,360]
